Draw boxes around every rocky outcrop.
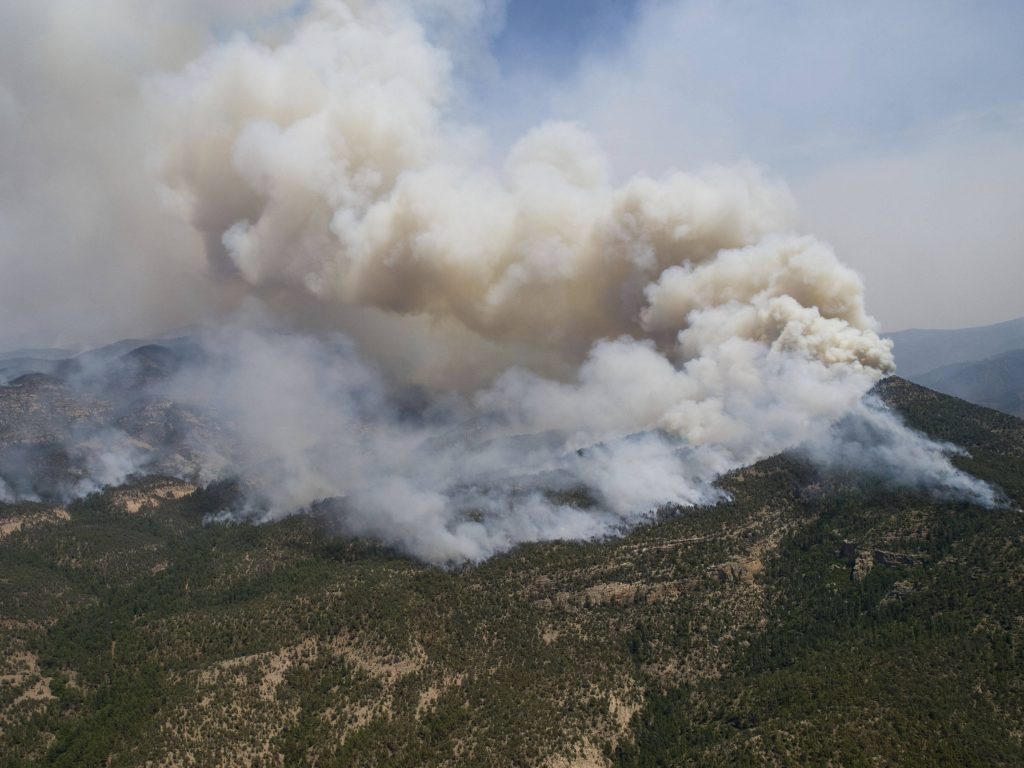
[844,540,928,581]
[853,550,875,581]
[715,558,764,584]
[872,549,929,568]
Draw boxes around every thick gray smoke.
[154,315,992,564]
[167,321,743,562]
[802,397,999,506]
[0,0,1000,562]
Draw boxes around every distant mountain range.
[886,315,1024,378]
[887,315,1024,417]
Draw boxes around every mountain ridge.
[915,348,1024,418]
[1,377,1022,766]
[886,314,1024,378]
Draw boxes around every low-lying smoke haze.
[0,0,1005,562]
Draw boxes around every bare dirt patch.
[112,481,196,514]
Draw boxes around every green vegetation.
[1,379,1022,766]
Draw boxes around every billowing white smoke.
[169,317,992,564]
[69,428,149,499]
[175,321,738,562]
[154,1,885,381]
[155,3,890,374]
[0,0,998,560]
[143,1,998,559]
[802,397,1000,506]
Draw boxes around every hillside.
[916,348,1024,418]
[0,343,224,500]
[886,315,1024,379]
[1,379,1023,766]
[883,317,1024,418]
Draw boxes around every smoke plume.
[0,1,1000,562]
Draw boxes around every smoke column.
[0,0,998,562]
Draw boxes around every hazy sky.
[0,0,1021,352]
[489,0,1024,331]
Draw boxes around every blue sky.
[485,0,1024,329]
[494,0,639,76]
[491,0,1023,170]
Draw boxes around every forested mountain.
[916,348,1024,418]
[1,378,1022,767]
[885,317,1024,418]
[886,315,1024,379]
